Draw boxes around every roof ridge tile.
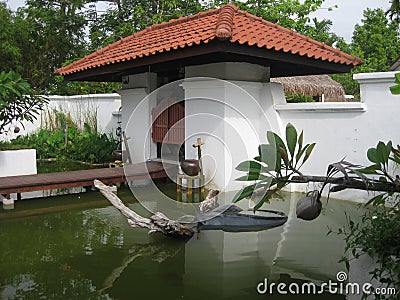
[215,3,237,40]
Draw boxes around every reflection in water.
[0,188,362,299]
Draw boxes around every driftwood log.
[94,180,220,239]
[94,180,194,238]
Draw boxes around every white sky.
[3,0,390,42]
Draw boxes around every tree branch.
[290,175,400,193]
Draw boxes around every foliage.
[89,0,205,50]
[0,70,47,135]
[285,93,315,103]
[328,140,400,299]
[333,8,400,96]
[221,0,325,33]
[12,0,91,92]
[50,76,121,96]
[337,206,399,299]
[390,72,400,95]
[330,73,360,99]
[300,17,342,47]
[0,0,116,95]
[352,8,400,72]
[0,2,23,73]
[233,123,316,211]
[1,110,118,163]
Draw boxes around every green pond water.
[0,185,363,300]
[37,160,103,174]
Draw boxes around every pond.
[37,160,104,174]
[0,185,363,299]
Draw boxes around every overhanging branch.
[290,175,400,193]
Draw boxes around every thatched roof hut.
[271,75,345,98]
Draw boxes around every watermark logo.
[256,271,397,296]
[336,271,347,282]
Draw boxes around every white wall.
[0,149,37,177]
[183,68,400,202]
[1,93,121,141]
[274,72,399,200]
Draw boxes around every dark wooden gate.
[151,99,185,145]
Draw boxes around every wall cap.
[274,102,367,112]
[354,71,399,83]
[48,93,121,101]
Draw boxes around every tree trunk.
[94,180,194,239]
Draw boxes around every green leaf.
[376,141,389,165]
[232,183,258,203]
[285,123,297,158]
[395,72,400,84]
[390,84,400,94]
[267,131,286,153]
[253,190,275,212]
[235,160,262,173]
[357,164,380,174]
[296,131,304,160]
[365,194,385,206]
[367,148,379,164]
[258,144,276,169]
[236,173,269,181]
[275,151,282,173]
[386,141,392,158]
[296,143,309,162]
[302,143,316,165]
[279,145,289,167]
[379,176,387,182]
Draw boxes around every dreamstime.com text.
[256,271,397,296]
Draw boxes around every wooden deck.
[0,161,177,195]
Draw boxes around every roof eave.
[60,41,360,82]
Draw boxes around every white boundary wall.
[273,72,400,201]
[181,67,400,201]
[1,93,121,141]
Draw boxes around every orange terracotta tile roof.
[56,4,361,77]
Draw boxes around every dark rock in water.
[199,214,287,232]
[211,204,243,215]
[296,190,322,221]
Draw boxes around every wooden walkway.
[0,161,177,195]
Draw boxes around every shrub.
[1,110,118,164]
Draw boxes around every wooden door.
[151,99,185,145]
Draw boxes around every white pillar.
[183,62,273,191]
[118,72,157,163]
